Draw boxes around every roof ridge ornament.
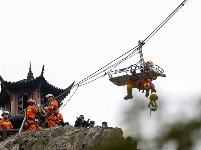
[27,62,34,80]
[40,65,45,77]
[0,75,4,83]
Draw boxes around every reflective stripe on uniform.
[1,122,11,125]
[27,109,32,112]
[144,83,150,86]
[127,84,133,88]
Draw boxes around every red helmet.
[27,99,35,104]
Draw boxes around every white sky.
[0,0,201,148]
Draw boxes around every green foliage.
[99,136,137,150]
[118,95,201,149]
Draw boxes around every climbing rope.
[72,45,140,88]
[59,46,139,108]
[59,84,79,111]
[77,47,139,86]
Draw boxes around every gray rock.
[11,144,19,150]
[0,126,136,150]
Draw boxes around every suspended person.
[46,94,59,128]
[143,61,157,97]
[57,113,65,126]
[124,61,157,100]
[25,99,38,131]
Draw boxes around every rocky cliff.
[0,126,139,150]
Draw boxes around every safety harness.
[137,81,142,92]
[25,117,35,130]
[25,106,36,130]
[47,100,58,125]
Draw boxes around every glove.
[51,106,57,111]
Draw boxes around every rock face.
[0,126,138,150]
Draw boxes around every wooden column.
[5,102,9,111]
[11,92,17,116]
[34,88,40,105]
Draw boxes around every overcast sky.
[0,0,200,148]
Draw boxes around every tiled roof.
[1,76,65,92]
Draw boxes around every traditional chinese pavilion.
[0,63,74,128]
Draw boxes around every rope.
[72,45,140,88]
[72,0,188,89]
[143,0,188,44]
[76,47,139,86]
[9,98,52,120]
[59,48,138,109]
[36,114,46,129]
[9,0,189,117]
[59,85,79,111]
[9,109,26,120]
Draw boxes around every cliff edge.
[0,126,139,150]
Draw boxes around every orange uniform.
[0,119,13,130]
[126,70,157,92]
[25,105,38,130]
[126,79,156,91]
[36,126,43,130]
[57,113,64,126]
[47,100,59,127]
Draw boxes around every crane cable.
[59,0,188,111]
[60,0,188,110]
[72,0,188,88]
[143,0,188,44]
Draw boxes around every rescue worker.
[0,111,13,140]
[0,111,13,130]
[144,61,157,97]
[145,61,154,71]
[25,99,38,131]
[57,113,64,126]
[46,94,59,128]
[35,119,43,130]
[89,120,95,128]
[124,61,157,100]
[102,121,108,127]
